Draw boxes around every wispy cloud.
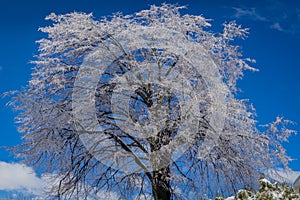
[270,22,285,32]
[231,0,300,34]
[232,7,268,22]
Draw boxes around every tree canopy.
[9,4,295,200]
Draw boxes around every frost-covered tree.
[9,4,295,200]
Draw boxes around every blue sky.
[0,0,299,196]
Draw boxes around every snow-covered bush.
[216,178,299,200]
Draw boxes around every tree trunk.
[152,166,171,200]
[149,128,172,200]
[142,83,172,200]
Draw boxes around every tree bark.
[142,83,172,200]
[149,128,172,200]
[152,166,171,200]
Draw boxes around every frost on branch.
[9,4,295,199]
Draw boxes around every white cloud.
[91,190,120,200]
[266,168,300,184]
[0,161,120,199]
[0,161,44,194]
